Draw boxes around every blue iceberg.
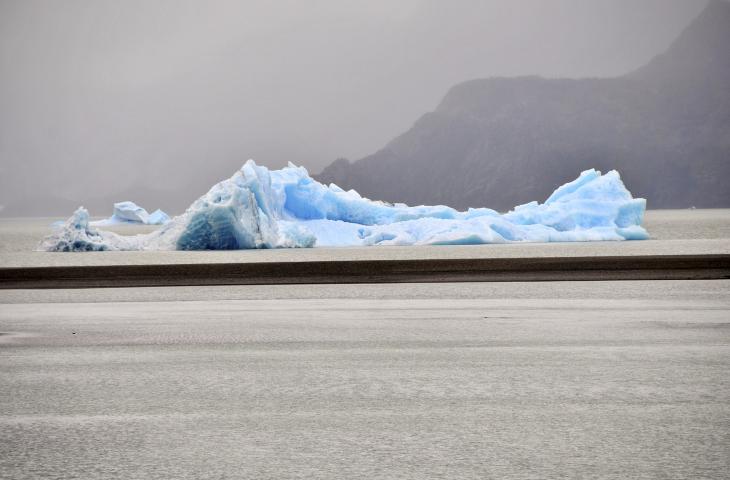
[91,201,170,226]
[40,161,648,251]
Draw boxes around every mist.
[0,0,707,216]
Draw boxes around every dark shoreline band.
[1,254,728,289]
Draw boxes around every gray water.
[1,280,729,479]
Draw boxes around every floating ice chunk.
[112,201,151,223]
[41,161,648,252]
[147,209,170,225]
[503,170,646,233]
[39,207,141,251]
[91,201,170,226]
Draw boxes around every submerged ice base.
[40,162,648,252]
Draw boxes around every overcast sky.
[0,0,708,214]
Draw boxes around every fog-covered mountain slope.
[317,0,730,210]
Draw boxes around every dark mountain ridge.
[317,0,730,210]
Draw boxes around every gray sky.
[0,0,708,214]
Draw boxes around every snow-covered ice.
[90,201,170,226]
[40,161,647,251]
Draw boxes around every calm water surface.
[1,281,729,479]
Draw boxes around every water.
[1,211,728,478]
[1,280,729,479]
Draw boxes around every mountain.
[317,0,730,210]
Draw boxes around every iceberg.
[147,209,171,225]
[39,161,648,252]
[90,201,170,226]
